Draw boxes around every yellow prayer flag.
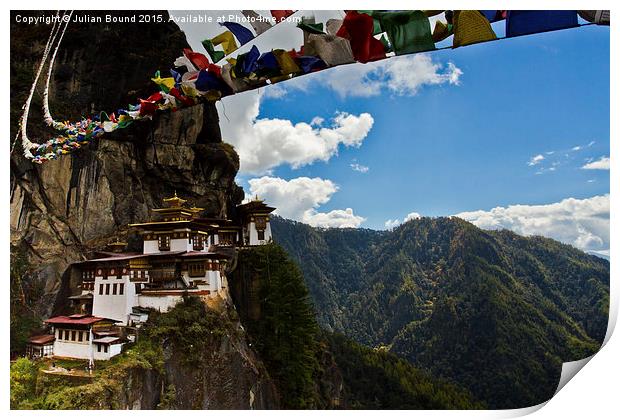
[151,76,176,92]
[273,49,301,75]
[211,31,238,55]
[453,10,497,48]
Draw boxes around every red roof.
[45,315,118,325]
[28,334,55,345]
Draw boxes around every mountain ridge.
[270,215,609,408]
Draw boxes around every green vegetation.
[234,244,321,408]
[271,216,609,409]
[10,247,43,356]
[9,338,163,409]
[326,332,483,409]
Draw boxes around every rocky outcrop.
[10,11,244,319]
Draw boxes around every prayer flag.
[212,30,238,55]
[273,49,301,74]
[578,10,610,25]
[306,34,355,66]
[271,10,295,23]
[220,22,255,45]
[337,11,386,63]
[432,21,453,42]
[182,48,211,70]
[453,10,497,47]
[241,10,273,35]
[373,11,435,55]
[296,55,327,73]
[506,11,578,37]
[234,45,261,77]
[202,39,225,63]
[480,11,505,23]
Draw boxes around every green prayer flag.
[297,21,325,34]
[201,39,225,63]
[374,11,435,55]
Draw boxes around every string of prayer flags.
[271,10,295,23]
[506,10,579,38]
[336,11,386,63]
[578,10,610,25]
[220,21,255,45]
[373,10,435,55]
[22,10,609,164]
[452,10,497,47]
[241,10,273,35]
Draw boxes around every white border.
[3,1,617,418]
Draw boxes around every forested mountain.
[271,216,609,409]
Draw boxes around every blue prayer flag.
[220,22,255,45]
[506,11,578,38]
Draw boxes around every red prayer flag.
[336,11,386,63]
[183,48,211,70]
[169,88,195,107]
[271,10,295,22]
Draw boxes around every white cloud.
[350,163,369,173]
[272,53,462,99]
[384,212,422,229]
[582,156,610,170]
[217,91,374,175]
[528,154,545,166]
[247,176,365,228]
[455,195,610,254]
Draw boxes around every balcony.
[148,268,180,283]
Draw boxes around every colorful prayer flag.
[373,11,435,55]
[453,10,497,47]
[506,10,578,38]
[336,11,386,63]
[220,22,255,45]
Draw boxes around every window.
[103,345,109,353]
[64,330,70,341]
[71,331,76,341]
[188,262,205,277]
[105,284,110,295]
[135,284,142,294]
[257,230,265,241]
[158,235,170,251]
[192,234,204,250]
[78,331,83,342]
[112,283,118,295]
[97,344,101,352]
[99,284,104,295]
[119,283,124,295]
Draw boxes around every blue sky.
[175,11,610,254]
[259,25,610,227]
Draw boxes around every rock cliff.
[10,11,243,318]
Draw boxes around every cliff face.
[10,11,244,318]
